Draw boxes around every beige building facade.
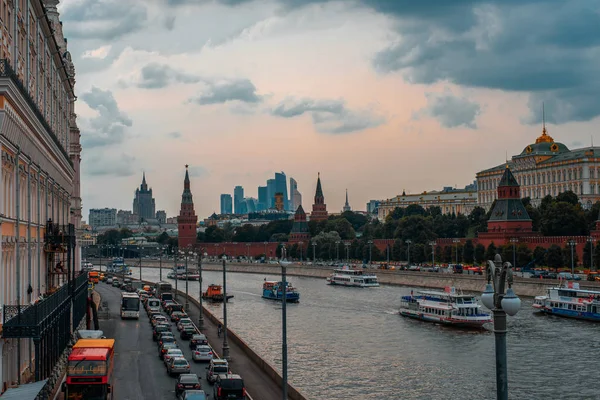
[0,0,81,390]
[477,128,600,210]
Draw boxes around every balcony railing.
[0,59,72,167]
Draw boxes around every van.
[146,298,161,313]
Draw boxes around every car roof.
[211,359,228,364]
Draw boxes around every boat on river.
[533,281,600,321]
[202,284,233,303]
[177,269,200,281]
[262,281,300,303]
[326,266,379,287]
[399,287,492,329]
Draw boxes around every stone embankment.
[121,259,600,297]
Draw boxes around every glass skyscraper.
[257,186,268,211]
[275,172,289,211]
[234,186,244,214]
[220,194,233,214]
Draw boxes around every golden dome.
[535,127,554,144]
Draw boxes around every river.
[124,265,597,400]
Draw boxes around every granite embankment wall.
[124,259,600,297]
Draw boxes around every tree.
[474,243,485,265]
[556,190,579,205]
[532,246,547,267]
[583,241,593,269]
[484,242,497,261]
[157,231,170,244]
[562,244,579,271]
[540,201,587,236]
[204,226,225,243]
[463,240,475,264]
[442,246,452,263]
[516,244,532,268]
[545,245,563,271]
[392,239,404,261]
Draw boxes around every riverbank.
[116,259,600,297]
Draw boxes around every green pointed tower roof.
[315,172,323,198]
[498,165,519,187]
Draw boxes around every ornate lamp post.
[181,248,192,311]
[222,255,230,360]
[509,238,519,270]
[246,243,251,261]
[367,240,373,265]
[453,238,460,265]
[335,240,341,261]
[174,247,179,301]
[159,246,165,281]
[428,241,436,268]
[312,241,317,262]
[587,236,596,272]
[344,242,350,262]
[567,239,576,275]
[279,255,291,400]
[138,245,143,281]
[481,254,521,400]
[198,250,205,329]
[406,239,412,267]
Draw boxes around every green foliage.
[97,228,134,245]
[532,246,547,267]
[545,245,563,271]
[485,242,497,261]
[474,243,485,264]
[463,240,475,264]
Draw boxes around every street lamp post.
[386,243,390,264]
[453,238,460,265]
[567,239,576,275]
[428,241,436,268]
[406,240,412,267]
[159,246,164,281]
[174,248,179,301]
[182,249,191,311]
[138,246,143,281]
[198,250,204,329]
[263,241,268,260]
[279,256,289,400]
[368,240,373,265]
[312,241,317,262]
[246,243,251,261]
[345,242,350,262]
[222,256,230,360]
[98,245,103,273]
[481,254,521,400]
[298,242,303,263]
[335,241,340,261]
[588,237,596,272]
[510,238,518,270]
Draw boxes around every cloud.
[167,132,182,139]
[188,165,208,177]
[136,63,201,89]
[189,79,262,105]
[61,0,148,40]
[80,87,133,148]
[571,140,583,147]
[84,153,136,177]
[414,92,481,129]
[81,45,112,59]
[366,0,600,124]
[271,97,384,134]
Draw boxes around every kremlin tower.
[289,205,311,243]
[486,165,532,236]
[310,173,328,222]
[177,165,198,249]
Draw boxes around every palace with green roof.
[476,125,600,210]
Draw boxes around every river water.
[125,266,598,400]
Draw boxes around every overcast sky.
[58,0,600,220]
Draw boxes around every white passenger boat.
[399,287,492,329]
[326,266,379,287]
[533,281,600,322]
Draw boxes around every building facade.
[310,173,328,222]
[177,166,198,249]
[133,172,155,222]
[367,200,380,215]
[378,185,478,220]
[477,128,600,210]
[220,194,232,215]
[89,208,116,228]
[233,186,244,215]
[156,210,166,224]
[289,205,310,243]
[0,0,82,390]
[275,172,289,211]
[266,179,276,208]
[117,209,138,225]
[257,186,267,211]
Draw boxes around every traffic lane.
[95,284,178,400]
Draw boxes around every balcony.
[0,59,72,167]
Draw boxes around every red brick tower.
[289,205,311,243]
[310,172,328,222]
[486,165,532,234]
[177,165,198,249]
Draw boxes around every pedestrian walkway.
[179,293,286,400]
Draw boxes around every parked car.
[189,334,208,349]
[175,374,201,397]
[163,348,185,365]
[192,345,213,362]
[213,374,246,400]
[206,359,229,384]
[167,357,191,376]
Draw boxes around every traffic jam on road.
[100,273,249,400]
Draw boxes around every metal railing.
[0,59,72,167]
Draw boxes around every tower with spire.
[178,165,198,249]
[310,173,328,222]
[486,166,532,235]
[342,189,351,212]
[289,205,311,243]
[133,171,156,222]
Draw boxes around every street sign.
[88,282,94,291]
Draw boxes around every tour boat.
[326,266,379,287]
[399,287,492,329]
[533,281,600,322]
[202,284,233,303]
[106,258,131,275]
[262,281,300,303]
[177,269,200,281]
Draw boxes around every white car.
[192,345,213,362]
[177,318,194,331]
[163,348,184,365]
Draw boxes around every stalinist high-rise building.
[133,172,156,222]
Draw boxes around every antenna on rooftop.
[542,102,546,134]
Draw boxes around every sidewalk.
[180,294,286,400]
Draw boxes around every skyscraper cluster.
[221,172,302,215]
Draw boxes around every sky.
[57,0,600,221]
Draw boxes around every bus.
[88,271,100,284]
[155,281,173,300]
[63,338,115,399]
[120,292,140,319]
